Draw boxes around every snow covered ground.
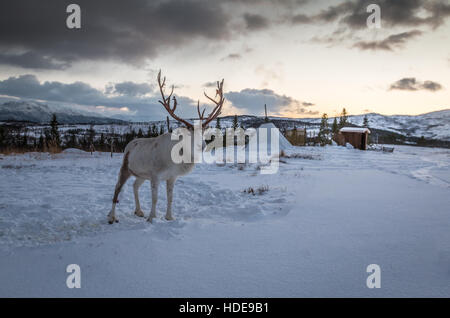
[0,145,449,297]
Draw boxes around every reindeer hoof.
[147,217,154,223]
[165,215,174,221]
[108,216,119,224]
[134,210,145,217]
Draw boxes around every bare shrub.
[243,185,269,196]
[282,153,320,160]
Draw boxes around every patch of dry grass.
[243,185,269,196]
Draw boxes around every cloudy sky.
[0,0,449,120]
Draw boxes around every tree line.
[0,114,172,154]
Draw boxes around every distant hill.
[299,109,450,141]
[0,101,127,124]
[1,100,448,145]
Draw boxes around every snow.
[62,148,87,154]
[0,145,449,297]
[345,142,354,149]
[340,127,370,133]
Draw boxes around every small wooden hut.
[285,128,307,146]
[334,127,370,150]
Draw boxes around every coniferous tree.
[318,113,331,146]
[87,124,96,144]
[363,115,369,128]
[159,124,165,135]
[70,131,78,148]
[38,134,45,151]
[0,126,3,150]
[99,133,105,148]
[146,125,152,137]
[21,133,28,149]
[49,114,60,147]
[151,124,158,137]
[137,128,144,138]
[338,108,348,128]
[44,128,51,149]
[0,126,7,150]
[332,117,339,134]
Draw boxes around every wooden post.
[166,116,171,133]
[264,104,268,122]
[110,140,114,158]
[89,142,95,155]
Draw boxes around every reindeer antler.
[157,70,194,129]
[157,70,225,129]
[199,79,225,128]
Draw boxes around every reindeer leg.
[133,178,145,217]
[147,178,159,223]
[108,163,131,224]
[165,178,176,221]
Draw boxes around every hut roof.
[340,127,371,134]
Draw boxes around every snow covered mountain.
[261,110,450,141]
[1,100,448,141]
[339,110,450,141]
[0,101,126,124]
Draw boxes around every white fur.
[107,132,196,224]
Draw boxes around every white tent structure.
[209,122,292,169]
[245,122,292,155]
[256,122,292,151]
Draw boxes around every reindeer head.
[157,70,225,132]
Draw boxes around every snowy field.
[0,145,449,297]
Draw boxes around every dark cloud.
[225,88,317,116]
[243,13,270,30]
[342,0,426,29]
[0,0,314,70]
[0,0,231,69]
[389,77,443,91]
[302,102,314,107]
[0,74,105,104]
[291,0,450,50]
[421,80,443,91]
[229,0,309,6]
[0,52,70,70]
[1,0,448,69]
[296,0,450,29]
[110,82,153,97]
[203,81,218,88]
[353,30,423,51]
[291,14,313,24]
[314,1,355,23]
[221,53,242,61]
[0,74,207,120]
[389,78,418,91]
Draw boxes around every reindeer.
[107,71,224,224]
